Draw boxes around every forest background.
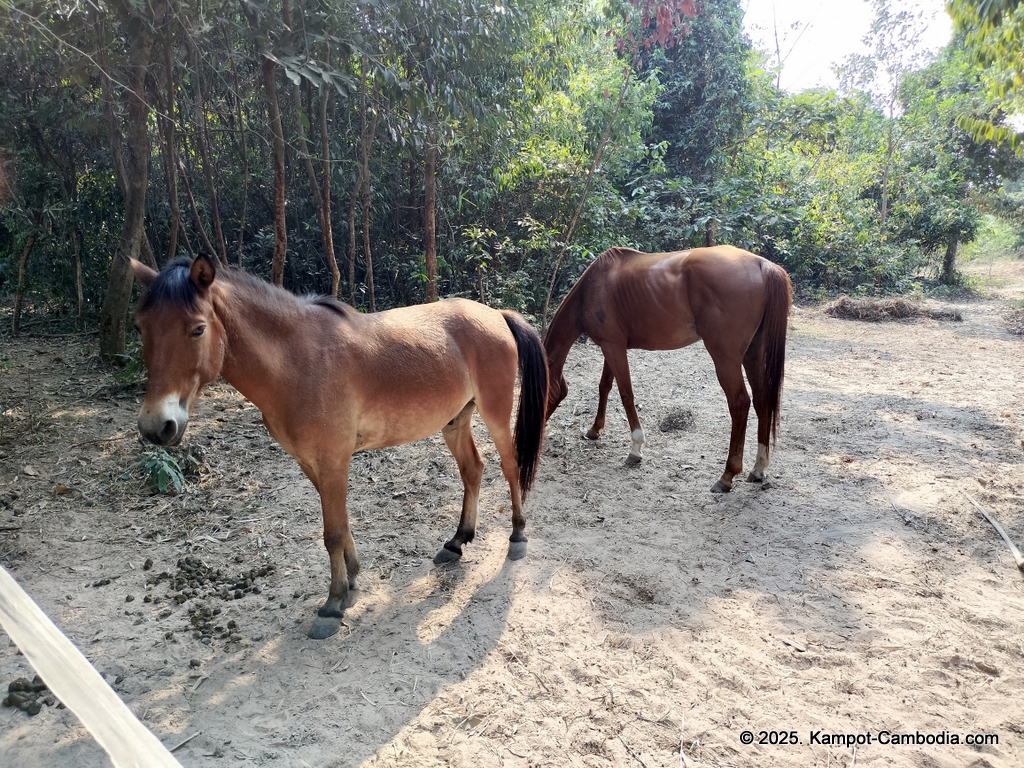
[2,0,1024,359]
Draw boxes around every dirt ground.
[2,261,1024,768]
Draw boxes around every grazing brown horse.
[130,255,548,639]
[545,245,791,493]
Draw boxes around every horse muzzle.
[138,396,190,446]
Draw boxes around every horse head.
[130,255,226,446]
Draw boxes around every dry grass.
[824,296,962,322]
[1005,307,1024,336]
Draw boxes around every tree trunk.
[179,157,219,257]
[320,83,340,297]
[187,37,228,265]
[941,232,959,285]
[71,223,84,330]
[241,0,287,284]
[159,25,179,262]
[264,56,287,285]
[361,104,379,312]
[292,65,336,294]
[96,15,158,270]
[880,120,894,230]
[349,61,371,306]
[99,14,154,360]
[224,24,249,267]
[12,210,41,336]
[424,135,437,302]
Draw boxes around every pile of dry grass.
[1005,308,1024,336]
[824,296,962,322]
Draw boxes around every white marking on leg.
[628,428,645,460]
[752,443,769,476]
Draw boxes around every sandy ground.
[2,260,1024,768]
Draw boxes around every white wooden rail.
[0,564,183,767]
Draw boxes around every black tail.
[502,311,549,499]
[761,261,792,444]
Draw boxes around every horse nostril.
[159,420,178,444]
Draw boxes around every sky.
[740,0,954,93]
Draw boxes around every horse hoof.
[626,453,642,465]
[308,616,341,640]
[433,546,462,565]
[584,429,600,440]
[746,472,764,483]
[507,540,527,561]
[711,480,732,494]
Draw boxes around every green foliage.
[137,448,185,495]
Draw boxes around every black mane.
[139,257,198,312]
[139,256,353,319]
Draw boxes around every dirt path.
[2,261,1024,767]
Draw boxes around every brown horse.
[545,245,791,493]
[130,255,548,639]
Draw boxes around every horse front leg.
[306,456,360,640]
[601,345,645,463]
[585,360,615,440]
[434,402,483,565]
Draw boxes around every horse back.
[577,245,770,350]
[332,299,521,450]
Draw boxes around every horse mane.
[140,256,353,319]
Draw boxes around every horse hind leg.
[585,360,614,440]
[743,339,771,483]
[433,401,484,565]
[706,347,751,494]
[474,396,528,562]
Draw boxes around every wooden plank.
[0,565,183,768]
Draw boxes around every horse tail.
[502,311,549,499]
[760,260,793,445]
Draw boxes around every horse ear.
[190,254,217,291]
[130,258,158,286]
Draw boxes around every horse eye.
[190,325,206,338]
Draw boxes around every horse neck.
[544,296,582,379]
[213,280,313,409]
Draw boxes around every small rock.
[189,659,201,668]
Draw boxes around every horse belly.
[633,320,701,351]
[353,386,473,452]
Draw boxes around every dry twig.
[963,491,1024,570]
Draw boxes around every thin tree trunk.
[160,23,179,261]
[292,62,334,291]
[224,26,249,267]
[12,210,41,336]
[541,69,632,327]
[265,56,287,285]
[361,107,379,312]
[320,81,340,297]
[880,118,894,230]
[179,157,219,257]
[941,232,959,285]
[241,0,287,284]
[99,12,155,360]
[97,15,158,270]
[186,37,228,265]
[424,134,437,302]
[71,223,84,330]
[349,61,371,306]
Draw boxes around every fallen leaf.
[22,466,40,477]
